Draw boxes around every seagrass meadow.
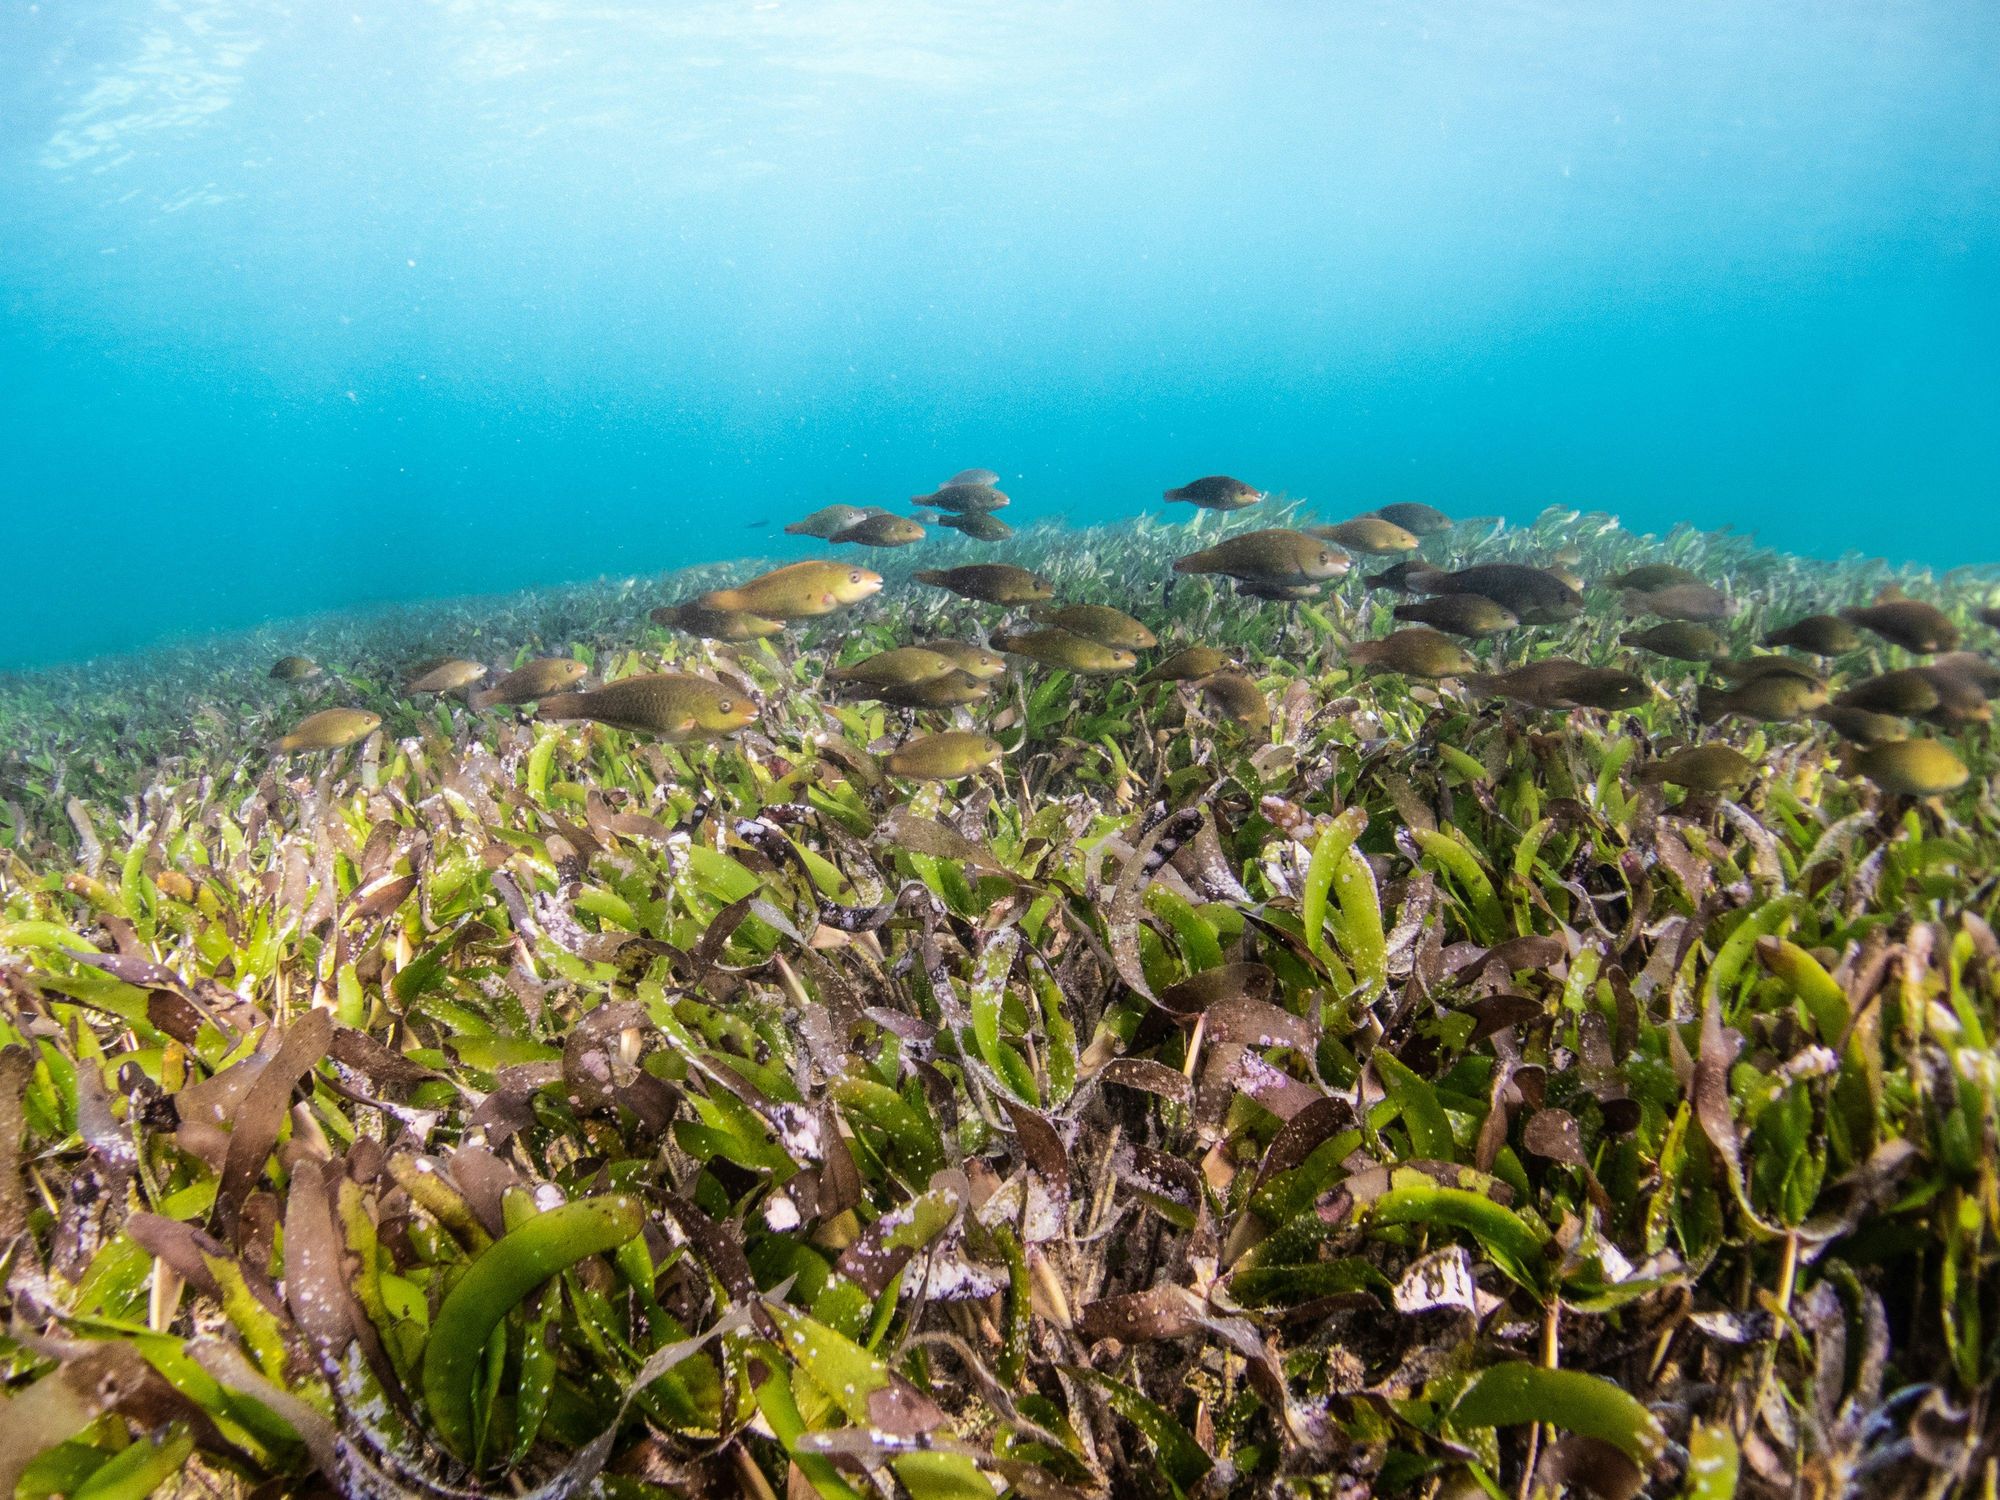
[0,505,1997,1499]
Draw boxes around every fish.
[1028,603,1157,649]
[1832,669,1937,717]
[1840,598,1959,654]
[1847,738,1971,796]
[1622,583,1735,622]
[885,730,1005,780]
[1635,744,1756,792]
[912,564,1055,604]
[1307,518,1421,555]
[1815,705,1908,747]
[1927,652,2000,698]
[1465,660,1651,711]
[992,629,1140,674]
[1711,656,1826,686]
[1366,560,1448,594]
[1348,628,1480,678]
[913,640,1009,680]
[697,560,884,619]
[936,512,1014,541]
[1982,605,2000,632]
[1607,564,1704,592]
[1552,546,1584,568]
[1198,672,1271,730]
[538,673,758,740]
[1417,564,1583,624]
[1620,622,1727,662]
[1695,673,1829,723]
[1391,595,1519,637]
[270,656,322,682]
[785,505,882,539]
[1371,502,1452,536]
[1836,667,1989,727]
[1762,615,1864,655]
[649,603,786,641]
[912,483,1009,513]
[872,672,995,708]
[831,513,926,547]
[1173,529,1350,585]
[1139,646,1232,683]
[826,647,958,688]
[946,468,1000,487]
[471,658,589,709]
[270,708,379,752]
[405,658,488,694]
[1164,476,1265,510]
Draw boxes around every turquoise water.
[2,0,1995,672]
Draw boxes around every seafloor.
[0,503,1994,1497]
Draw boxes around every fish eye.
[849,570,863,583]
[718,699,734,712]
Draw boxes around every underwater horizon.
[3,0,1998,672]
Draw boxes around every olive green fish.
[1173,529,1349,585]
[406,658,488,694]
[912,483,1009,513]
[1467,660,1650,711]
[1140,646,1232,683]
[1349,628,1479,678]
[1199,672,1271,730]
[1696,673,1829,723]
[1392,594,1518,637]
[1847,739,1970,797]
[271,708,379,752]
[785,505,882,539]
[650,603,786,641]
[538,673,758,740]
[1620,622,1727,663]
[1418,564,1583,624]
[1816,705,1906,747]
[872,672,995,708]
[1371,502,1452,536]
[832,513,926,547]
[1622,583,1734,622]
[1841,599,1959,654]
[1636,744,1756,792]
[936,512,1014,541]
[1164,476,1265,510]
[827,647,957,689]
[270,656,322,682]
[698,561,883,619]
[1028,603,1157,649]
[885,730,1005,780]
[992,629,1140,674]
[471,658,589,709]
[1763,614,1863,656]
[912,564,1055,604]
[914,640,1009,680]
[1308,518,1421,555]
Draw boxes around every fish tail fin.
[468,687,501,711]
[265,735,296,754]
[1693,686,1725,724]
[1461,673,1500,698]
[912,570,946,586]
[536,694,587,722]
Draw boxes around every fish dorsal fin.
[1876,583,1910,603]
